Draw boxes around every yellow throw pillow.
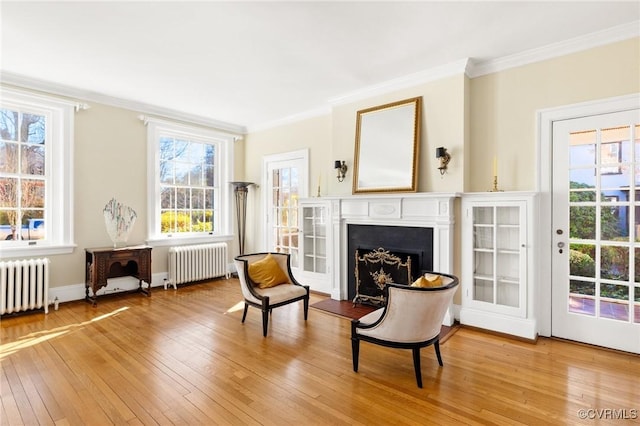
[411,274,443,288]
[248,254,290,289]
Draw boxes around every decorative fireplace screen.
[353,247,413,306]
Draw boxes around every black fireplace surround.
[347,224,434,301]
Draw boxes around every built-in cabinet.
[297,199,332,294]
[460,192,538,340]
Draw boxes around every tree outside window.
[158,136,217,235]
[145,117,235,245]
[0,108,46,241]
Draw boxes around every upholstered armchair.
[351,272,459,387]
[234,252,310,337]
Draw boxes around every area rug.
[310,298,459,343]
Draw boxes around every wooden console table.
[85,246,152,306]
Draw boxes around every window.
[145,118,235,245]
[0,87,76,257]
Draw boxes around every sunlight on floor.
[225,301,245,314]
[0,306,130,360]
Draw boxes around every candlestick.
[317,173,321,197]
[489,175,504,192]
[490,175,499,192]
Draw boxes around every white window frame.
[0,87,77,258]
[144,116,235,246]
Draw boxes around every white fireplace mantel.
[324,193,460,309]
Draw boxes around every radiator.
[167,243,229,288]
[0,258,50,315]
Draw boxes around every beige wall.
[329,74,467,196]
[244,74,468,251]
[61,103,169,288]
[469,37,640,192]
[242,114,332,253]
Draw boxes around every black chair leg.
[351,338,360,372]
[434,340,443,366]
[262,309,269,337]
[241,303,249,323]
[412,347,423,388]
[303,296,309,321]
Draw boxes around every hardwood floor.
[1,278,638,425]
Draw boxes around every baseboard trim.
[48,272,169,305]
[460,324,539,344]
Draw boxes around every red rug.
[310,298,458,343]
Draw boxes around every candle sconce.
[335,160,348,182]
[436,147,451,175]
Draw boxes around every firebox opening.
[347,224,434,301]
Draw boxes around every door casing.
[537,93,640,337]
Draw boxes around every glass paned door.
[272,166,299,256]
[552,109,640,353]
[265,154,307,270]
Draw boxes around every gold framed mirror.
[352,97,421,194]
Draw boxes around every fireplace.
[326,192,458,325]
[347,224,433,302]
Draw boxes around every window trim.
[0,86,78,258]
[143,116,236,247]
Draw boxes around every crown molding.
[246,106,331,133]
[0,72,247,135]
[468,20,640,78]
[246,57,472,132]
[328,58,472,107]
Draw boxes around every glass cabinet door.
[496,206,521,308]
[472,204,524,311]
[472,206,494,303]
[302,206,327,274]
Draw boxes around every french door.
[264,150,308,273]
[551,109,640,353]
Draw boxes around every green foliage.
[570,243,595,259]
[600,283,628,301]
[569,249,595,278]
[570,280,594,296]
[600,244,629,281]
[569,245,638,299]
[569,181,619,241]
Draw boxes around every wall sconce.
[334,160,348,182]
[436,147,451,175]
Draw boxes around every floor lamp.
[230,182,254,255]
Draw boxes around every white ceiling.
[1,1,639,132]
